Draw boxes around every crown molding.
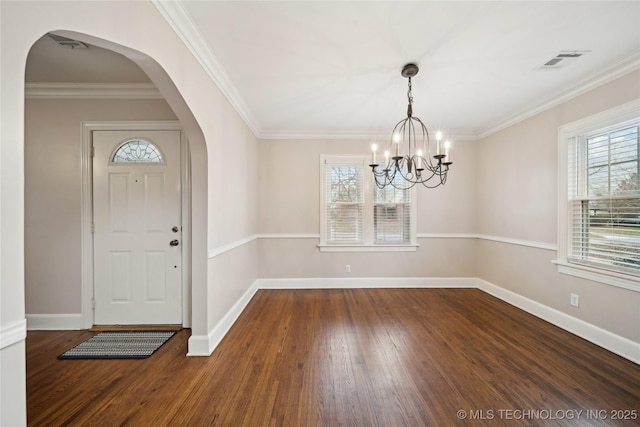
[257,130,479,141]
[25,83,163,99]
[477,52,640,140]
[151,0,262,137]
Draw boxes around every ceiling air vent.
[537,50,590,70]
[47,34,88,49]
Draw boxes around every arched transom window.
[111,139,164,163]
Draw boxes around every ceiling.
[27,1,640,140]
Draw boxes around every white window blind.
[374,183,411,243]
[324,161,363,244]
[568,121,640,275]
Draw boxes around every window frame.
[556,100,640,292]
[319,155,418,252]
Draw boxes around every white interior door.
[93,130,182,325]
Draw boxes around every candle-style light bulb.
[444,140,451,163]
[415,149,423,170]
[393,133,400,157]
[436,131,443,155]
[371,143,378,164]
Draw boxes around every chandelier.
[370,63,452,189]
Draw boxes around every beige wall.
[259,238,476,278]
[2,2,260,422]
[475,70,640,342]
[25,98,178,315]
[258,138,477,278]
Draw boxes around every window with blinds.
[568,121,640,275]
[374,183,411,243]
[324,161,363,244]
[320,155,416,249]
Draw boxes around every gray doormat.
[58,331,176,360]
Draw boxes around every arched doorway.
[24,31,208,337]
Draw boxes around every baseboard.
[186,334,211,356]
[257,277,476,289]
[186,282,259,356]
[26,314,84,331]
[0,319,27,350]
[476,279,640,364]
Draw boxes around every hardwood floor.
[27,289,640,426]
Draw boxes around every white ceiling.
[28,1,640,140]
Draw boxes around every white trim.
[187,281,259,356]
[81,121,190,328]
[206,233,326,260]
[258,233,320,239]
[25,83,162,99]
[80,123,94,328]
[185,334,211,356]
[417,233,477,239]
[208,234,259,259]
[418,232,557,251]
[257,277,475,289]
[0,319,27,350]
[478,53,640,140]
[180,133,192,328]
[253,232,557,252]
[26,314,83,330]
[318,244,418,252]
[474,234,557,251]
[258,131,479,141]
[151,0,262,137]
[477,279,640,364]
[553,261,640,293]
[558,99,640,138]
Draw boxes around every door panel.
[110,251,132,302]
[93,130,181,325]
[145,251,166,301]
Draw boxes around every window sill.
[318,244,419,253]
[552,260,640,292]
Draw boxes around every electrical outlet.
[345,264,351,273]
[570,293,579,307]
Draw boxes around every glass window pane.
[587,135,609,167]
[330,166,360,203]
[611,161,638,195]
[112,139,163,163]
[587,166,609,196]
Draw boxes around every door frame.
[80,121,191,328]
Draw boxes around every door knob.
[169,239,179,247]
[172,226,179,233]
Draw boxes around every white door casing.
[93,130,182,325]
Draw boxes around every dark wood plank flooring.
[26,289,640,426]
